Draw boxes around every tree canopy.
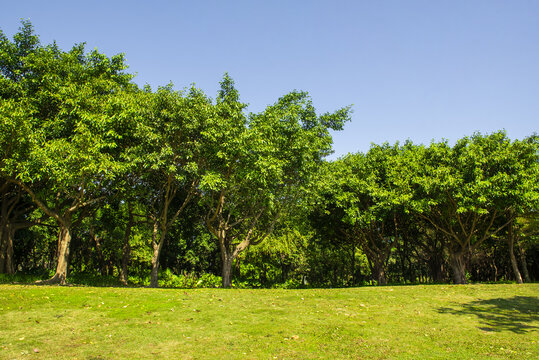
[1,22,537,287]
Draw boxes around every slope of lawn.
[0,283,537,359]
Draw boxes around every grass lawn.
[0,284,537,359]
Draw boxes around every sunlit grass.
[0,284,537,359]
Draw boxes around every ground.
[0,284,537,359]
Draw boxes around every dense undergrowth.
[0,270,523,290]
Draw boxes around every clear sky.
[2,0,538,158]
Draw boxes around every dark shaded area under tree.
[438,296,539,334]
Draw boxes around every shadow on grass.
[438,296,539,334]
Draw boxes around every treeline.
[311,138,538,286]
[1,22,537,288]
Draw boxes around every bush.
[67,272,123,287]
[0,269,52,284]
[159,269,222,288]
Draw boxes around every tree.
[403,132,538,284]
[514,210,539,282]
[0,22,42,274]
[202,75,351,287]
[1,22,135,283]
[314,144,410,285]
[308,183,363,287]
[410,219,449,283]
[130,85,212,287]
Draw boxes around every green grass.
[0,284,537,359]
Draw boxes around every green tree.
[202,75,351,287]
[514,210,539,282]
[0,22,41,274]
[130,85,212,287]
[1,22,135,283]
[315,144,410,285]
[403,132,538,284]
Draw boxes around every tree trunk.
[450,249,467,284]
[119,209,133,286]
[518,244,531,283]
[150,249,159,288]
[427,250,445,283]
[150,221,165,288]
[0,186,10,274]
[350,246,356,285]
[0,193,16,274]
[46,223,72,284]
[221,251,234,288]
[119,245,130,285]
[371,260,387,286]
[376,266,387,286]
[364,242,389,286]
[0,226,8,273]
[507,222,523,284]
[90,228,107,276]
[5,226,14,274]
[428,259,442,283]
[0,225,15,274]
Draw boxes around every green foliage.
[407,132,538,216]
[202,75,351,286]
[158,270,222,288]
[1,21,537,288]
[0,269,52,284]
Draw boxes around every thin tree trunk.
[0,225,7,273]
[150,221,166,288]
[235,253,242,282]
[492,259,498,282]
[119,206,134,286]
[350,246,356,285]
[90,227,106,276]
[0,225,15,274]
[0,185,9,273]
[518,244,531,283]
[5,226,14,274]
[396,239,406,283]
[0,189,17,274]
[507,221,523,284]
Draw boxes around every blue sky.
[2,1,538,158]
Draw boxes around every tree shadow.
[438,296,539,334]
